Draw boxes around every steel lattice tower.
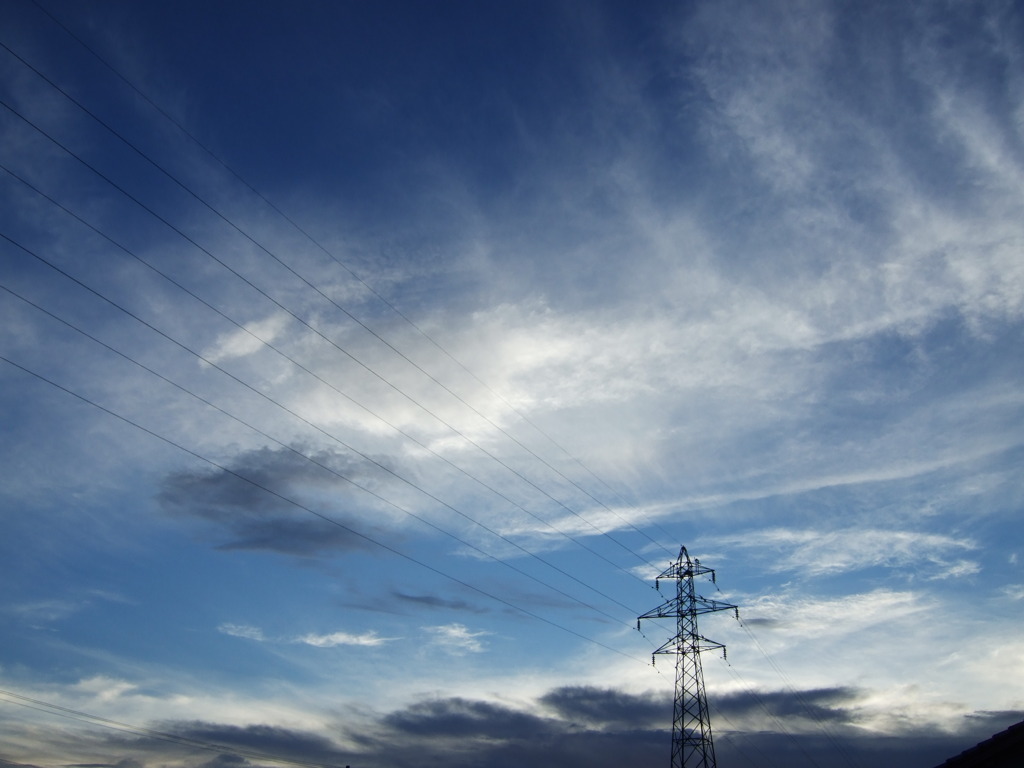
[639,546,738,768]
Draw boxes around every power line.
[0,94,659,588]
[708,579,866,768]
[0,169,651,605]
[704,700,786,768]
[734,617,865,768]
[0,168,649,617]
[0,230,652,635]
[713,656,826,768]
[28,0,680,558]
[0,280,643,634]
[0,351,650,665]
[0,688,338,768]
[1,19,674,564]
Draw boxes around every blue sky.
[1,1,1022,767]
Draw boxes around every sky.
[0,1,1022,767]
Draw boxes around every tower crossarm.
[650,635,727,658]
[652,545,717,584]
[637,598,681,624]
[637,596,738,629]
[695,597,739,618]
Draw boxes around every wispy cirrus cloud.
[5,589,136,627]
[217,623,265,641]
[296,631,394,648]
[1,3,1022,767]
[735,588,931,645]
[217,623,395,647]
[1000,585,1024,601]
[201,311,292,364]
[710,527,978,578]
[423,623,490,655]
[6,598,83,624]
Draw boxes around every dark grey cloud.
[391,590,487,613]
[158,445,400,556]
[103,696,1008,768]
[357,689,1024,768]
[213,517,363,556]
[356,693,664,768]
[169,721,343,759]
[382,697,556,741]
[714,711,1024,768]
[85,720,356,768]
[540,685,668,729]
[716,685,861,724]
[23,688,1024,768]
[193,757,248,768]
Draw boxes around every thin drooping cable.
[0,207,651,618]
[0,28,672,565]
[3,147,629,580]
[709,583,865,768]
[0,277,643,631]
[0,352,649,665]
[0,688,335,768]
[712,655,826,768]
[0,98,661,587]
[0,229,649,626]
[0,164,654,601]
[704,699,784,768]
[735,618,866,768]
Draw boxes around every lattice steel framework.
[639,546,738,768]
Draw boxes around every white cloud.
[710,528,978,577]
[423,623,490,654]
[70,675,138,703]
[6,598,82,623]
[713,583,1024,718]
[4,591,134,627]
[202,312,290,364]
[295,630,394,648]
[0,671,344,753]
[2,2,1022,761]
[739,588,929,641]
[674,0,1024,344]
[217,623,394,647]
[217,623,265,641]
[1001,584,1024,601]
[953,635,1024,712]
[927,560,981,580]
[713,588,950,703]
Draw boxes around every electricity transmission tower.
[639,546,738,768]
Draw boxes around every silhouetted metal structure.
[639,546,738,768]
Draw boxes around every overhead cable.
[0,25,674,564]
[0,351,650,665]
[0,228,644,625]
[0,95,659,587]
[0,687,336,768]
[0,100,656,592]
[0,277,643,630]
